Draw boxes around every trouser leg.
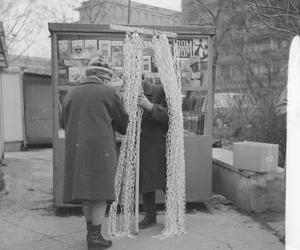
[142,191,156,218]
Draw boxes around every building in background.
[76,0,182,25]
[13,56,52,146]
[182,0,289,93]
[1,55,51,152]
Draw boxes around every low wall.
[212,148,285,213]
[0,169,4,192]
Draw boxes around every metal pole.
[134,111,141,234]
[127,0,131,24]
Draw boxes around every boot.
[86,221,92,239]
[87,224,112,250]
[139,216,157,229]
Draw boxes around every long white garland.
[152,34,186,238]
[108,32,186,239]
[108,32,143,237]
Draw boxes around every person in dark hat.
[61,57,128,250]
[137,77,169,229]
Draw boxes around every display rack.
[49,23,215,206]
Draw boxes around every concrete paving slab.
[2,238,76,250]
[1,213,85,237]
[0,149,285,250]
[0,223,45,249]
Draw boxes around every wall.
[78,0,182,26]
[0,71,4,159]
[2,72,24,146]
[23,73,52,145]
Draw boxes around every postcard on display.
[71,40,85,59]
[58,67,68,85]
[142,56,151,73]
[68,67,85,84]
[85,40,98,58]
[143,46,154,56]
[98,40,111,62]
[180,58,192,87]
[58,40,71,59]
[193,38,209,61]
[190,56,202,87]
[111,41,123,69]
[63,59,89,67]
[176,39,193,58]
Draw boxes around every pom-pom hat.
[85,56,113,81]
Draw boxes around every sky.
[6,0,181,59]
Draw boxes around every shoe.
[139,216,157,229]
[86,220,92,239]
[87,225,112,250]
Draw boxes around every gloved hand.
[137,94,153,112]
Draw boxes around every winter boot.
[86,221,92,239]
[87,224,112,250]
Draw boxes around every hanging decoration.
[108,32,143,238]
[151,33,186,238]
[108,31,186,239]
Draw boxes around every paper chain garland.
[108,32,143,237]
[108,32,186,239]
[152,34,186,238]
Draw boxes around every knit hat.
[85,56,113,81]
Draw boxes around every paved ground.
[0,149,285,250]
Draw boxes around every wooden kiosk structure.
[48,23,215,206]
[0,22,8,162]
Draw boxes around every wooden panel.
[0,72,4,158]
[54,135,212,205]
[48,23,216,35]
[23,74,52,144]
[2,72,24,142]
[156,134,212,203]
[53,138,65,205]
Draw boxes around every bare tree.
[39,0,82,23]
[0,0,46,63]
[75,0,119,24]
[183,0,249,91]
[248,0,300,37]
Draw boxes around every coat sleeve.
[149,86,169,125]
[112,91,129,135]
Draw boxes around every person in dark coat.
[137,77,169,229]
[62,57,128,250]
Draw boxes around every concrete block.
[233,141,278,173]
[0,169,4,191]
[213,148,285,213]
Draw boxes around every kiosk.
[48,23,215,206]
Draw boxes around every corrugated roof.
[9,55,51,76]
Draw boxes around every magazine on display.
[142,56,151,73]
[68,67,85,84]
[71,40,85,59]
[193,38,209,61]
[85,40,98,58]
[111,41,123,69]
[98,40,112,62]
[58,40,71,59]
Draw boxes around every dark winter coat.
[62,77,128,203]
[139,82,169,193]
